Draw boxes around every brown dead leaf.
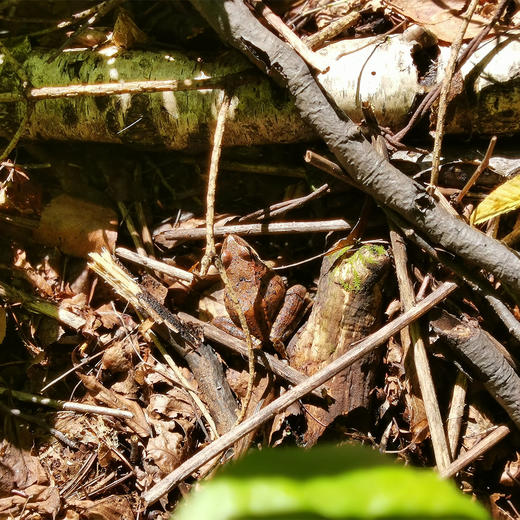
[144,419,188,479]
[101,340,134,373]
[13,248,55,297]
[36,194,118,258]
[63,508,81,520]
[148,389,196,432]
[95,303,120,329]
[79,373,152,437]
[0,162,42,216]
[113,8,147,49]
[0,440,47,493]
[499,451,520,487]
[384,0,494,42]
[0,440,60,518]
[67,495,134,520]
[0,484,60,518]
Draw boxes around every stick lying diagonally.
[190,0,520,298]
[143,281,457,505]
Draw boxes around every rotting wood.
[178,312,327,400]
[143,280,457,504]
[286,244,390,445]
[189,0,520,298]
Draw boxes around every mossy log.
[1,32,520,150]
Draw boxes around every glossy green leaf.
[173,444,490,519]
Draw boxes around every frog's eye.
[236,243,254,262]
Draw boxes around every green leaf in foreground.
[173,444,490,519]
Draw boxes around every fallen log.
[1,29,520,149]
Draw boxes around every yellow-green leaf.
[471,175,520,225]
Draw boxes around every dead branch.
[189,0,520,299]
[143,280,457,504]
[430,309,520,429]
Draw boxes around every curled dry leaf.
[384,0,494,42]
[0,484,60,518]
[95,302,122,330]
[36,194,118,258]
[499,452,520,487]
[67,495,134,520]
[78,374,152,437]
[101,339,134,374]
[0,440,60,518]
[144,419,188,480]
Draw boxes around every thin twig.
[88,249,199,348]
[0,102,31,162]
[305,150,354,184]
[0,280,86,329]
[115,247,196,283]
[118,201,147,257]
[239,183,330,222]
[198,90,256,424]
[40,348,104,392]
[304,11,360,50]
[134,164,155,258]
[0,387,133,419]
[200,92,231,276]
[0,73,257,104]
[441,425,510,479]
[394,0,509,141]
[252,0,329,72]
[455,136,497,204]
[0,401,77,449]
[429,0,480,188]
[214,255,256,424]
[446,372,468,459]
[387,208,520,343]
[143,280,457,504]
[389,227,451,472]
[61,453,98,498]
[155,219,353,242]
[178,312,327,399]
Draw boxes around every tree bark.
[2,32,520,148]
[0,41,311,150]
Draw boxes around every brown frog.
[214,234,307,355]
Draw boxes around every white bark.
[0,33,519,150]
